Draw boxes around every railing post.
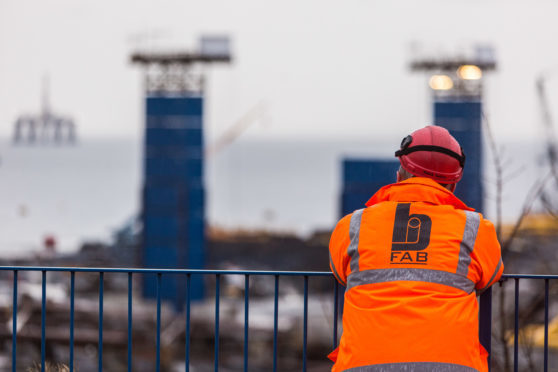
[333,279,339,349]
[513,279,519,372]
[185,274,191,372]
[244,274,249,372]
[303,276,308,372]
[41,270,46,372]
[479,287,493,371]
[544,279,549,372]
[156,273,162,372]
[70,272,75,372]
[12,270,17,372]
[215,274,221,372]
[273,275,279,372]
[127,272,133,372]
[98,272,104,372]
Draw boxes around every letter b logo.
[391,203,431,251]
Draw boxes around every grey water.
[0,137,546,255]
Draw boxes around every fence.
[1,267,556,372]
[486,274,558,372]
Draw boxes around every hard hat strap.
[395,145,466,167]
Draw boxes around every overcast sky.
[1,0,558,143]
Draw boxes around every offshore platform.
[131,36,231,306]
[12,76,77,145]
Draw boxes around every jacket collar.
[365,177,474,211]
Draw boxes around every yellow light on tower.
[457,65,482,80]
[429,75,454,90]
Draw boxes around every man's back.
[329,178,503,372]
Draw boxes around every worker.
[329,125,503,372]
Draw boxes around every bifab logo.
[391,203,432,264]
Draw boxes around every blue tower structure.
[341,159,399,216]
[142,95,205,302]
[435,100,483,212]
[411,45,496,214]
[131,38,231,307]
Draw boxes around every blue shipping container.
[343,159,399,183]
[341,159,399,217]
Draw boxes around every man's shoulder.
[477,215,497,235]
[461,209,496,228]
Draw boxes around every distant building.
[131,37,231,307]
[340,159,399,216]
[141,95,206,303]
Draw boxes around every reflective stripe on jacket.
[329,178,503,372]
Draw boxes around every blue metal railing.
[3,267,336,372]
[500,274,557,372]
[2,267,556,372]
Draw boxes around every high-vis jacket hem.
[344,362,479,371]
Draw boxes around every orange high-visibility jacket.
[329,177,503,372]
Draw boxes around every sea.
[0,136,546,255]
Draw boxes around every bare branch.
[482,111,503,241]
[501,171,553,256]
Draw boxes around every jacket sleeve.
[329,214,352,287]
[472,218,504,292]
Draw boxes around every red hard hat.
[395,125,465,184]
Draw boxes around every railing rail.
[2,267,334,372]
[1,267,556,372]
[499,274,558,372]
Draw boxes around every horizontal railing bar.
[501,274,558,280]
[1,267,557,280]
[0,267,333,276]
[3,268,556,283]
[2,267,556,281]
